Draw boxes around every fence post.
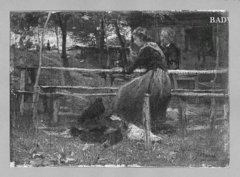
[32,12,51,130]
[210,23,219,133]
[172,74,178,89]
[20,69,26,115]
[223,100,229,120]
[105,46,112,86]
[143,93,151,150]
[106,74,111,86]
[195,74,199,103]
[53,98,59,124]
[179,97,186,137]
[210,98,216,132]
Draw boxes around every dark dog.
[69,127,83,137]
[78,98,105,125]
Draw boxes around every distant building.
[147,11,228,70]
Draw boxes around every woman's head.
[160,27,175,46]
[132,27,150,47]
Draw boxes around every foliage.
[126,11,175,29]
[67,12,101,44]
[10,11,174,49]
[10,11,54,36]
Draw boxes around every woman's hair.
[132,27,151,42]
[161,27,175,44]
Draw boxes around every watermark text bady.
[210,17,229,23]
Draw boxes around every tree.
[98,16,105,67]
[126,11,174,29]
[52,12,72,67]
[51,11,105,67]
[54,25,60,53]
[67,12,107,67]
[51,12,77,83]
[67,12,100,45]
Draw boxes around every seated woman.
[114,27,172,132]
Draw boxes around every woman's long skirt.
[114,68,172,130]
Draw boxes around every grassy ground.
[10,108,229,167]
[10,49,229,167]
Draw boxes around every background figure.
[160,27,180,69]
[114,27,172,132]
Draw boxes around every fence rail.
[40,85,119,90]
[14,89,229,98]
[40,66,228,75]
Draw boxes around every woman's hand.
[129,47,137,57]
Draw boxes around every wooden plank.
[172,89,228,93]
[41,92,117,97]
[17,65,228,75]
[54,91,228,98]
[14,89,229,98]
[168,69,228,75]
[40,85,119,90]
[40,66,228,75]
[171,92,228,97]
[15,87,229,93]
[19,86,228,94]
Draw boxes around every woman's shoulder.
[140,42,164,56]
[140,42,157,52]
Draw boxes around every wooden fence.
[15,66,228,97]
[12,66,229,147]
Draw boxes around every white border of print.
[1,0,240,177]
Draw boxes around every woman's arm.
[126,47,162,73]
[125,47,151,73]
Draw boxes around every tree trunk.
[55,25,60,53]
[57,13,72,83]
[61,26,72,83]
[32,12,51,130]
[130,28,134,47]
[61,28,69,67]
[114,20,127,69]
[98,18,105,68]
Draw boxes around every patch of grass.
[10,116,229,167]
